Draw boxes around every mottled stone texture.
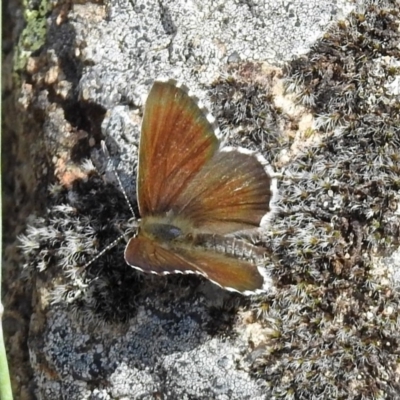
[3,0,400,399]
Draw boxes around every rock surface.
[3,0,400,399]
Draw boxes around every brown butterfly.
[124,80,277,295]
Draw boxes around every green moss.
[13,0,51,73]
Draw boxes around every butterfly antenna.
[77,142,139,274]
[77,233,127,273]
[101,140,136,218]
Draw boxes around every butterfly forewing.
[138,81,219,216]
[170,148,276,235]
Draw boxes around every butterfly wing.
[132,81,277,294]
[138,80,219,216]
[172,148,277,235]
[125,235,271,294]
[138,81,276,234]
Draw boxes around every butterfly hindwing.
[125,234,271,294]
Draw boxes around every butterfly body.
[124,80,278,295]
[139,214,193,245]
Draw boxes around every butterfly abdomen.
[192,233,267,263]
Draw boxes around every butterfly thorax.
[139,215,266,264]
[139,214,194,244]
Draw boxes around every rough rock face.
[4,0,400,399]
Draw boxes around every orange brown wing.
[137,80,219,216]
[124,235,271,295]
[170,148,277,235]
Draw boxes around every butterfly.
[124,80,277,295]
